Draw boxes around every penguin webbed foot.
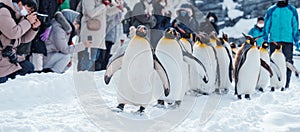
[237,95,242,100]
[270,87,275,92]
[133,106,145,116]
[245,94,251,100]
[111,103,125,113]
[258,87,264,92]
[154,100,166,109]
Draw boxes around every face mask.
[180,11,186,17]
[209,17,215,22]
[257,23,264,28]
[20,6,28,16]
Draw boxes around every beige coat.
[0,0,38,77]
[80,0,121,49]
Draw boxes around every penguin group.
[104,25,299,115]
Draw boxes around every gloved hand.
[40,26,52,41]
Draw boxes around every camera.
[2,46,18,65]
[36,13,48,23]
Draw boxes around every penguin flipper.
[270,59,282,81]
[153,54,170,97]
[104,54,124,84]
[183,53,209,83]
[286,61,299,78]
[234,44,251,84]
[260,59,273,77]
[224,46,233,82]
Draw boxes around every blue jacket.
[248,25,264,47]
[263,4,299,46]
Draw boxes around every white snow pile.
[0,56,300,131]
[222,0,243,19]
[220,18,257,38]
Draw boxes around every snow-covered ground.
[1,1,300,131]
[1,55,300,131]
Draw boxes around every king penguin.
[191,35,218,95]
[155,27,208,108]
[257,42,270,92]
[104,25,170,114]
[211,32,233,94]
[234,34,273,99]
[270,43,287,92]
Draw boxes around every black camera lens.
[2,46,18,65]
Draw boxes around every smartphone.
[87,35,92,41]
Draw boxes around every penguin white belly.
[237,48,260,94]
[117,37,155,106]
[192,45,217,94]
[257,52,270,89]
[156,39,187,101]
[215,46,232,89]
[270,53,286,89]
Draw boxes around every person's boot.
[281,87,285,91]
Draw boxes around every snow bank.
[222,0,243,19]
[0,57,299,131]
[220,18,257,38]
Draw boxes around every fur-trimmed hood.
[54,11,72,33]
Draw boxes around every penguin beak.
[242,33,247,38]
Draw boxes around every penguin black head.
[136,25,148,38]
[272,42,282,50]
[242,33,263,46]
[242,33,256,45]
[164,27,177,39]
[222,32,229,42]
[230,42,236,49]
[209,31,218,40]
[261,42,269,49]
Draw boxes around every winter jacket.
[199,20,219,35]
[80,0,121,49]
[59,0,70,11]
[70,0,81,11]
[105,12,122,43]
[263,3,299,44]
[0,0,38,77]
[44,16,85,67]
[248,25,264,47]
[131,1,156,29]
